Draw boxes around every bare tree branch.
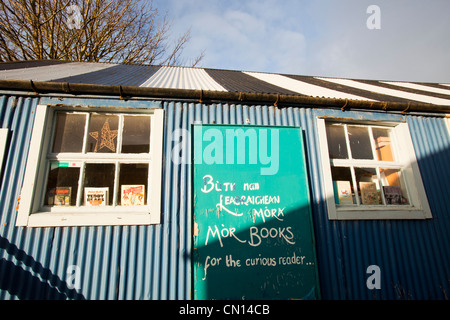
[0,0,204,66]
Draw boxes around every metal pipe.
[0,79,449,113]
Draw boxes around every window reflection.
[52,113,86,153]
[326,124,348,159]
[121,116,150,153]
[348,126,373,160]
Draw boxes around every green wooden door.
[192,125,320,300]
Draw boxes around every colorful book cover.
[85,187,109,206]
[359,182,379,205]
[48,187,71,206]
[383,186,402,205]
[336,180,353,204]
[121,185,145,206]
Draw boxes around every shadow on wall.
[192,204,320,300]
[0,235,85,300]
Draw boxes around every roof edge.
[0,79,449,114]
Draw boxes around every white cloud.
[155,0,450,82]
[155,0,308,72]
[302,0,450,82]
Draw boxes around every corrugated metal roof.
[381,81,450,96]
[0,60,68,71]
[1,60,450,106]
[317,77,450,106]
[244,71,375,101]
[51,64,160,87]
[139,66,226,91]
[204,68,299,95]
[285,75,420,103]
[0,62,114,82]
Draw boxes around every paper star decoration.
[89,119,118,152]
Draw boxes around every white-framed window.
[16,104,164,227]
[317,117,432,220]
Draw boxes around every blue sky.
[153,0,450,83]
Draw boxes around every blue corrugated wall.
[0,95,449,299]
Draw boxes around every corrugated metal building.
[0,60,449,300]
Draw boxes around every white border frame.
[0,128,8,174]
[16,105,164,227]
[317,117,432,220]
[445,114,450,136]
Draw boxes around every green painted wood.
[192,124,320,300]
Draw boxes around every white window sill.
[26,209,158,227]
[333,206,430,220]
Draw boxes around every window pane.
[121,116,150,153]
[379,168,409,205]
[348,126,373,160]
[373,128,394,161]
[118,163,148,205]
[45,163,80,206]
[326,124,348,159]
[355,167,381,205]
[83,163,115,206]
[87,115,119,153]
[331,166,355,204]
[52,113,86,153]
